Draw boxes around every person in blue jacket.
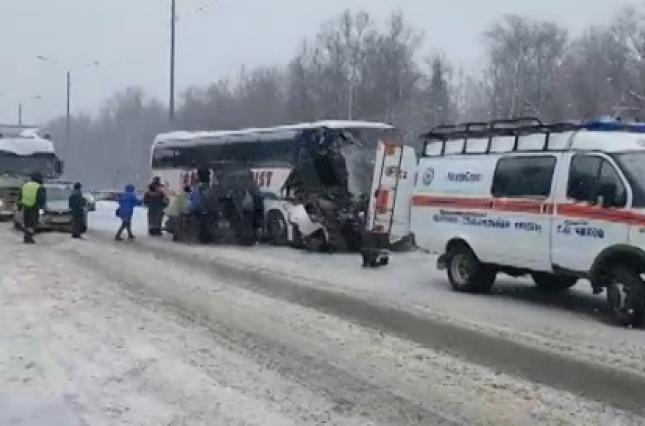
[115,184,140,241]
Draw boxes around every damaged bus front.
[151,121,397,251]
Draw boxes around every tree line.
[48,6,645,188]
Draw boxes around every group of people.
[18,173,87,244]
[114,177,169,241]
[17,172,167,244]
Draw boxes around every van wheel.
[447,246,496,293]
[531,273,578,292]
[606,267,645,327]
[267,211,288,246]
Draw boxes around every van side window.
[567,155,627,207]
[492,156,556,198]
[599,161,627,207]
[567,156,601,202]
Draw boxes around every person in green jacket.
[19,172,47,244]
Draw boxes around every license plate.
[49,216,70,224]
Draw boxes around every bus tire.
[531,273,578,292]
[606,266,645,327]
[267,211,288,246]
[446,245,496,293]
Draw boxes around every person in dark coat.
[190,168,212,243]
[68,182,87,239]
[144,182,167,236]
[115,184,139,241]
[19,172,47,244]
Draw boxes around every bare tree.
[482,15,568,119]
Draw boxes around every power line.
[178,0,221,22]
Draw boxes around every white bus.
[151,120,397,251]
[0,125,64,219]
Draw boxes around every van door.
[551,153,630,273]
[490,154,558,270]
[367,141,417,244]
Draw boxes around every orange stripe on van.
[412,195,492,209]
[494,199,544,214]
[412,194,645,226]
[557,204,645,226]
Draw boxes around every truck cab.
[0,126,63,219]
[368,118,645,327]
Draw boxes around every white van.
[368,118,645,326]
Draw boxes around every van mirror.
[55,159,65,175]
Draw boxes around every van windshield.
[613,152,645,207]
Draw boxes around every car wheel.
[531,273,578,292]
[606,266,645,327]
[267,211,288,246]
[447,245,496,293]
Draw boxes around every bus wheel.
[267,211,288,246]
[303,230,326,252]
[447,245,496,293]
[531,273,578,292]
[607,266,645,327]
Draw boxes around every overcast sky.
[0,0,635,125]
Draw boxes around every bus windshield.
[0,152,58,177]
[339,127,398,197]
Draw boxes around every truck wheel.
[606,267,645,327]
[267,211,288,246]
[447,246,496,293]
[531,273,578,292]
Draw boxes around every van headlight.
[0,199,4,208]
[39,209,45,215]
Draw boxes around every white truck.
[0,125,64,219]
[367,118,645,326]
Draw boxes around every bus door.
[367,141,417,243]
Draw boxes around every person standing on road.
[115,184,139,241]
[18,172,46,244]
[68,182,87,239]
[144,182,168,236]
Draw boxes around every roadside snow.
[87,201,645,379]
[0,227,641,424]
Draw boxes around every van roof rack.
[421,117,580,155]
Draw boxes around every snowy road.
[0,203,643,424]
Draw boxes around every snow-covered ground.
[91,202,645,377]
[0,202,642,424]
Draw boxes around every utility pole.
[18,103,22,126]
[169,0,176,122]
[66,70,71,145]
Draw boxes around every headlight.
[0,199,4,208]
[39,209,45,215]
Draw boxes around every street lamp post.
[66,70,71,148]
[36,56,98,146]
[169,0,176,123]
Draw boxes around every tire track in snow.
[79,229,645,417]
